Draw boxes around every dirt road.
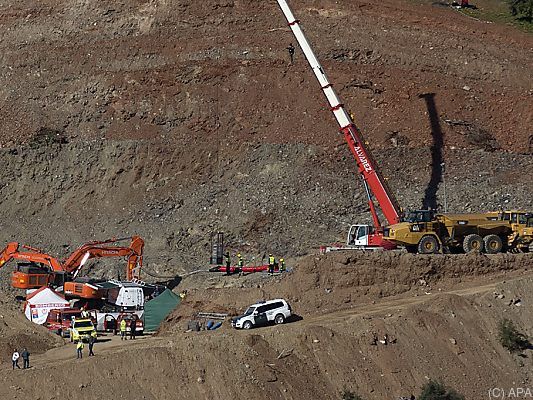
[27,334,162,369]
[27,272,515,369]
[0,265,531,399]
[305,278,504,325]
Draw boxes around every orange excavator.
[0,243,64,289]
[62,236,144,299]
[0,236,144,295]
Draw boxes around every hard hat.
[269,253,272,256]
[237,253,241,257]
[280,258,284,261]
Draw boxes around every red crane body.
[276,0,402,249]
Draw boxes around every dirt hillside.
[0,0,532,399]
[0,0,531,272]
[0,292,63,362]
[0,254,532,399]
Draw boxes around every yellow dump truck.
[383,210,529,254]
[487,210,533,252]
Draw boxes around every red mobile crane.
[275,0,402,251]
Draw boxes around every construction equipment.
[62,236,144,298]
[488,210,533,252]
[0,236,144,290]
[276,0,401,251]
[63,236,144,281]
[209,264,273,274]
[210,232,225,265]
[0,243,66,289]
[384,210,532,254]
[276,1,531,255]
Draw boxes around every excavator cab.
[11,262,67,290]
[11,262,53,289]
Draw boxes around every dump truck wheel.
[417,236,439,254]
[483,234,503,254]
[463,234,483,253]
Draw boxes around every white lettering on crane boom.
[354,146,373,172]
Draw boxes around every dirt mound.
[163,252,533,329]
[0,292,63,363]
[1,273,532,400]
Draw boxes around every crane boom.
[275,0,401,227]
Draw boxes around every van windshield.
[244,307,255,316]
[63,313,81,321]
[74,321,93,328]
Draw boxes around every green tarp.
[144,289,181,332]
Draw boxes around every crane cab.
[320,224,395,253]
[347,225,373,247]
[347,225,394,248]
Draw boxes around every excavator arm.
[62,236,144,280]
[0,242,63,271]
[1,236,144,291]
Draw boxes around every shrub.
[498,318,530,353]
[508,0,533,21]
[419,380,464,400]
[341,389,363,400]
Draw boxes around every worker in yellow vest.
[237,253,244,269]
[268,254,275,275]
[120,318,127,341]
[279,258,286,272]
[76,341,84,359]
